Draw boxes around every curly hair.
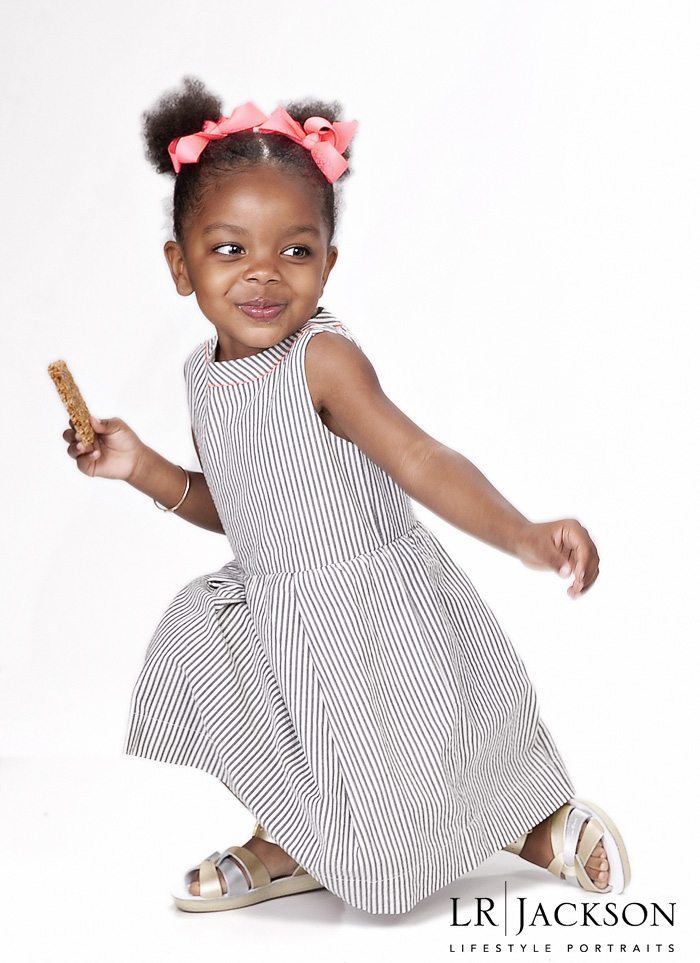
[141,76,354,245]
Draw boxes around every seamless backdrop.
[1,2,697,961]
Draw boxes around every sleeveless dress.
[123,305,576,915]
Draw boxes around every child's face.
[164,165,338,356]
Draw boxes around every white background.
[1,1,697,960]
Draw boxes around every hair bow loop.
[257,106,305,142]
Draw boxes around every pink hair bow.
[167,101,358,184]
[167,101,268,174]
[257,106,358,183]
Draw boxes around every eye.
[213,243,244,256]
[282,245,312,258]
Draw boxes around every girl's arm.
[65,414,225,535]
[127,433,225,535]
[305,333,599,597]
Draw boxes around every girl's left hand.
[513,519,600,598]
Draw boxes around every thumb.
[90,413,120,433]
[542,542,572,577]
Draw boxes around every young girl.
[63,76,630,916]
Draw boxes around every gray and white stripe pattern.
[123,306,576,914]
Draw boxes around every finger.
[579,565,600,594]
[76,445,101,464]
[545,535,574,576]
[568,562,591,597]
[76,450,100,471]
[566,540,600,597]
[568,551,585,586]
[563,521,594,559]
[570,584,589,599]
[568,567,586,595]
[72,436,94,453]
[557,545,576,578]
[67,441,91,459]
[561,531,589,585]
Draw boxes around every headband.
[167,100,358,184]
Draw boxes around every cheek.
[198,261,239,293]
[296,261,326,286]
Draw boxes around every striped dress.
[123,305,576,915]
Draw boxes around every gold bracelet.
[153,465,191,513]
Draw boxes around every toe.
[586,849,609,888]
[577,823,609,888]
[188,867,226,897]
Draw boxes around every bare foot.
[188,835,299,896]
[518,808,610,889]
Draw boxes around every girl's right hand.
[63,413,146,482]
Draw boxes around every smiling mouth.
[237,301,286,320]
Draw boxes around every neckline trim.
[204,306,338,386]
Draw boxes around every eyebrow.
[202,222,321,237]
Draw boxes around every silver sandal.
[503,796,631,894]
[172,821,325,912]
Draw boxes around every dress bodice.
[185,307,416,575]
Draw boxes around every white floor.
[1,754,681,963]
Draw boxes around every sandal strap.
[216,851,250,895]
[195,844,273,899]
[222,845,271,889]
[547,803,606,893]
[573,851,608,892]
[549,804,579,875]
[575,815,604,866]
[563,805,588,869]
[198,856,225,899]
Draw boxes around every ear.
[321,245,339,290]
[163,240,194,296]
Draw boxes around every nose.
[243,251,281,284]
